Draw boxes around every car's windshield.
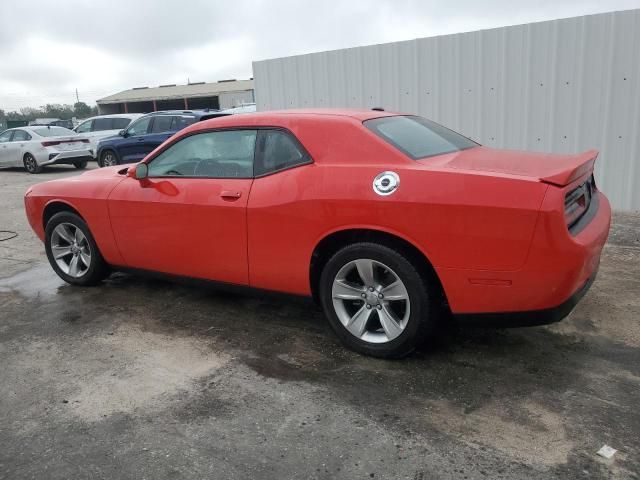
[31,126,76,137]
[364,115,478,160]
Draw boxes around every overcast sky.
[1,0,639,111]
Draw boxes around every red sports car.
[24,109,611,357]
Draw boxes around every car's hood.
[420,146,597,186]
[77,165,125,178]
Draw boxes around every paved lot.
[0,165,639,479]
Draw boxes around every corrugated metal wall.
[253,9,640,211]
[219,90,255,109]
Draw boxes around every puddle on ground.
[0,263,65,298]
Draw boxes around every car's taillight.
[565,175,594,229]
[42,139,89,147]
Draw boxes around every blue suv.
[96,110,228,167]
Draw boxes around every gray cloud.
[1,0,639,110]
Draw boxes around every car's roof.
[140,110,221,118]
[81,113,143,121]
[256,108,400,120]
[5,126,35,131]
[193,108,400,130]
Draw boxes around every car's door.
[117,116,153,164]
[108,129,258,284]
[0,130,16,166]
[10,130,32,166]
[82,117,109,154]
[142,115,178,154]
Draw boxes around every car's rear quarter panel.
[247,116,548,301]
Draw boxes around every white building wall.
[218,90,255,109]
[253,9,640,211]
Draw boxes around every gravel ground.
[0,164,639,479]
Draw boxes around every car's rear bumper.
[452,267,598,327]
[438,187,611,323]
[41,151,93,166]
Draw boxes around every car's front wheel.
[74,159,88,169]
[99,150,118,168]
[319,242,436,358]
[23,153,41,174]
[44,212,110,286]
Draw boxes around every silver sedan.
[0,126,93,173]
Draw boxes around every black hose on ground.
[0,231,18,242]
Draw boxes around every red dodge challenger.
[24,109,611,358]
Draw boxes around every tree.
[74,102,92,118]
[41,104,74,120]
[19,107,40,121]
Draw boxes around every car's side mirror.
[118,130,127,137]
[134,163,148,180]
[126,163,148,179]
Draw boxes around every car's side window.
[12,130,31,141]
[75,120,92,134]
[151,115,173,134]
[0,130,13,143]
[254,129,311,176]
[148,130,257,179]
[171,115,197,131]
[93,118,113,131]
[126,117,152,136]
[112,117,132,129]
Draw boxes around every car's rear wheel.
[23,153,41,174]
[44,212,110,286]
[319,242,436,358]
[74,159,88,169]
[99,150,118,168]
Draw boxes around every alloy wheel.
[331,258,410,343]
[102,152,117,167]
[24,154,38,173]
[50,223,92,278]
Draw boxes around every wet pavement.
[1,165,639,479]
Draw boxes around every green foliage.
[0,102,98,122]
[73,102,92,117]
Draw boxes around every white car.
[0,126,93,174]
[73,114,142,158]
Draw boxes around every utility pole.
[75,88,80,104]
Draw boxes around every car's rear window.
[31,126,75,137]
[364,116,478,160]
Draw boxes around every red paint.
[24,109,611,316]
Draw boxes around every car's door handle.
[220,190,242,199]
[137,138,144,141]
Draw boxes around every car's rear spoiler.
[540,149,598,187]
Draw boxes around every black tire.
[23,153,42,174]
[99,150,118,168]
[319,242,436,358]
[74,159,88,169]
[44,212,110,286]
